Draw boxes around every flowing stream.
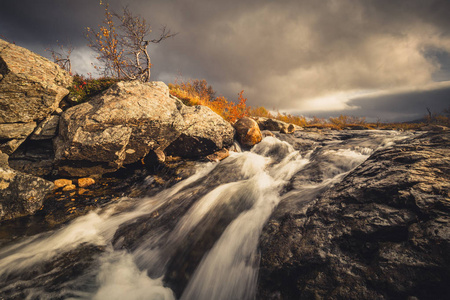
[0,130,412,299]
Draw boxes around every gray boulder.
[0,39,72,123]
[258,132,450,299]
[164,105,235,158]
[54,81,184,176]
[0,39,72,156]
[0,150,54,221]
[255,117,297,134]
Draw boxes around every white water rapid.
[0,130,412,299]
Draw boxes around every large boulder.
[54,81,184,176]
[233,117,262,147]
[0,39,72,123]
[54,81,235,177]
[164,105,235,158]
[0,39,72,155]
[0,150,54,221]
[258,132,450,299]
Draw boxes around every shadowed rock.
[0,150,54,221]
[258,132,450,299]
[165,105,235,158]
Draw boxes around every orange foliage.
[169,78,438,131]
[169,79,249,123]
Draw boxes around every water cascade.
[0,130,411,299]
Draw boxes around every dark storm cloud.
[1,0,450,121]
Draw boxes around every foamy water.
[0,130,413,299]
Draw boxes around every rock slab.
[258,132,450,299]
[0,150,54,221]
[0,39,72,123]
[54,81,235,176]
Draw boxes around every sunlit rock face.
[54,81,235,176]
[54,81,183,176]
[233,117,262,148]
[0,39,72,155]
[258,131,450,300]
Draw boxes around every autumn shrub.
[68,74,119,104]
[169,79,249,123]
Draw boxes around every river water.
[0,130,412,299]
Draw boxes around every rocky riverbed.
[1,38,449,300]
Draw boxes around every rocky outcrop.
[0,39,72,123]
[255,117,296,134]
[0,150,54,221]
[258,132,450,299]
[0,122,36,155]
[164,105,235,158]
[233,117,262,147]
[54,81,182,176]
[0,39,72,156]
[54,81,235,176]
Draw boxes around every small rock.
[154,148,166,163]
[78,188,89,195]
[261,130,275,138]
[234,117,262,147]
[62,184,76,192]
[419,124,448,132]
[54,179,72,188]
[78,177,95,188]
[280,124,295,134]
[206,149,230,162]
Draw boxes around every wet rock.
[280,123,295,134]
[419,124,449,132]
[206,148,230,162]
[233,117,262,147]
[255,117,297,134]
[62,184,76,192]
[164,105,235,158]
[78,177,95,188]
[345,125,372,130]
[0,151,54,221]
[258,132,450,299]
[8,139,55,177]
[54,81,185,176]
[0,38,71,123]
[54,179,72,188]
[261,130,275,138]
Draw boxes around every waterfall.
[0,130,411,299]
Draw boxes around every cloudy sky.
[1,0,449,121]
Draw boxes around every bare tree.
[46,42,73,74]
[85,3,176,82]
